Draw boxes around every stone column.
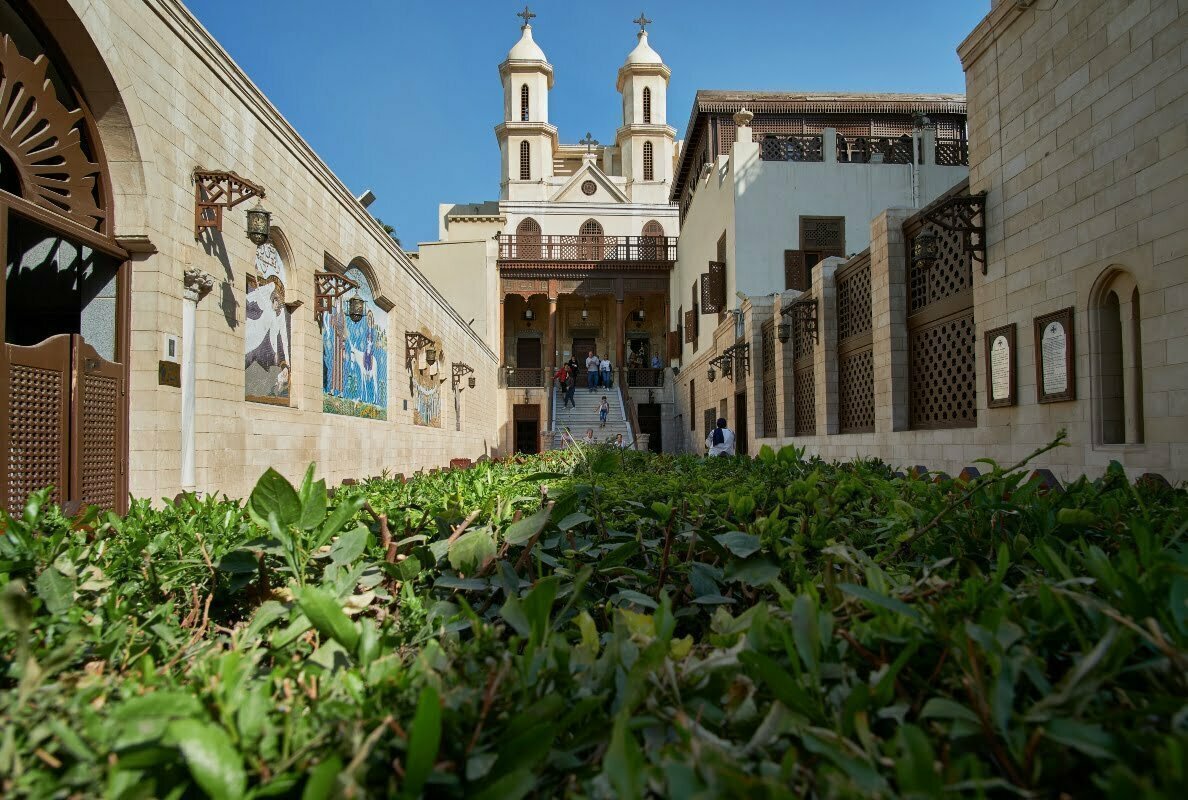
[814,257,845,435]
[181,268,214,492]
[498,296,506,368]
[773,292,799,439]
[546,295,558,372]
[615,297,625,367]
[870,209,914,433]
[822,127,837,165]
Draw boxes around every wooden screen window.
[520,84,530,122]
[716,232,728,322]
[667,329,681,360]
[643,141,654,181]
[702,261,725,315]
[642,86,652,124]
[785,250,808,291]
[519,141,531,180]
[689,379,696,430]
[515,217,541,259]
[761,320,777,438]
[704,408,716,443]
[836,256,874,434]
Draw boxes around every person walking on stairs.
[585,351,599,392]
[599,356,612,388]
[554,364,576,409]
[598,396,610,428]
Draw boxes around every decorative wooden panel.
[793,365,815,436]
[838,349,875,433]
[667,330,681,360]
[793,308,815,361]
[704,408,716,443]
[836,260,872,342]
[4,335,71,514]
[800,217,845,254]
[701,261,725,314]
[784,250,807,291]
[689,379,696,431]
[909,223,970,313]
[761,320,777,439]
[76,342,123,510]
[684,309,697,343]
[909,313,977,429]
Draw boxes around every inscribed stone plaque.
[1034,307,1075,403]
[984,323,1015,408]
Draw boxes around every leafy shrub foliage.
[1,445,1185,798]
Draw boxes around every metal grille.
[519,141,531,180]
[837,261,872,341]
[7,363,65,512]
[793,365,815,436]
[761,321,777,438]
[643,141,654,181]
[800,217,844,252]
[909,313,977,429]
[79,373,119,509]
[909,223,971,312]
[838,350,875,433]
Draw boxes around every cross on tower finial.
[579,132,599,154]
[516,5,536,28]
[633,12,652,32]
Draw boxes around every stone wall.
[48,0,503,500]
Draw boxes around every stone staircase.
[547,385,633,449]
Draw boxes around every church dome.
[624,30,664,66]
[508,25,548,62]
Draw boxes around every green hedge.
[1,443,1185,798]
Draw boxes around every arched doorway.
[0,4,130,514]
[516,217,541,259]
[640,220,664,260]
[578,219,604,260]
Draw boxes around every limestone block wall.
[51,0,503,500]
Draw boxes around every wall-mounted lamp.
[777,322,791,344]
[523,307,535,326]
[581,299,589,321]
[347,296,366,323]
[469,376,476,389]
[911,230,940,268]
[246,201,271,245]
[707,366,716,382]
[405,331,435,371]
[193,169,265,239]
[425,346,438,366]
[452,362,475,391]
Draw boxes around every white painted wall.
[416,238,500,350]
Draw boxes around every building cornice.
[616,62,671,91]
[494,121,560,146]
[957,1,1028,69]
[614,123,677,145]
[141,0,497,361]
[498,58,555,88]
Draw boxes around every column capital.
[183,268,215,302]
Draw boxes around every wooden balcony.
[497,235,677,268]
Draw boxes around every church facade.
[419,14,681,455]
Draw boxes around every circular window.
[581,180,597,196]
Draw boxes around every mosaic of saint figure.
[322,266,388,419]
[245,243,292,403]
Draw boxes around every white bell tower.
[496,7,557,201]
[616,15,676,204]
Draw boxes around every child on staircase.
[598,396,610,428]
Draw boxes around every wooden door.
[734,391,748,456]
[513,403,540,454]
[572,337,595,386]
[637,403,662,453]
[516,337,541,368]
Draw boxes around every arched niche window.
[640,220,664,259]
[520,84,530,122]
[578,219,604,260]
[1091,268,1143,445]
[642,141,654,181]
[516,217,541,259]
[642,86,652,124]
[519,140,531,180]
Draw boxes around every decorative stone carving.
[183,268,215,302]
[733,107,754,127]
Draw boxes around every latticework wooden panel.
[909,223,970,313]
[761,321,777,438]
[793,365,815,436]
[784,250,808,291]
[7,363,65,512]
[79,373,119,509]
[838,349,875,433]
[837,263,872,341]
[909,313,977,429]
[759,135,824,162]
[793,312,815,361]
[701,261,725,314]
[704,408,716,443]
[800,217,844,252]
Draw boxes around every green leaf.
[896,724,941,796]
[470,768,535,800]
[557,512,594,531]
[295,585,359,652]
[299,479,329,532]
[249,468,302,529]
[790,594,820,676]
[920,698,980,724]
[302,755,343,800]
[35,567,74,614]
[505,508,550,545]
[1045,719,1117,760]
[319,495,366,547]
[167,719,246,800]
[236,687,269,745]
[740,650,818,720]
[715,531,761,558]
[603,714,644,800]
[217,550,258,574]
[403,686,442,799]
[329,525,368,565]
[724,557,780,586]
[450,528,497,574]
[838,582,921,622]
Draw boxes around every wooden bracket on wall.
[919,191,988,273]
[193,169,265,239]
[313,271,358,326]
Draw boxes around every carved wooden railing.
[501,366,547,388]
[759,134,824,162]
[498,235,677,262]
[836,134,915,164]
[624,367,665,388]
[934,137,969,166]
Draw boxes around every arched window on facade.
[520,84,530,122]
[642,86,652,124]
[516,217,541,259]
[642,141,654,181]
[1091,269,1143,445]
[640,220,664,260]
[519,140,531,180]
[578,219,605,260]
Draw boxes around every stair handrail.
[616,369,642,450]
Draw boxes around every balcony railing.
[934,137,969,166]
[624,367,665,388]
[502,366,547,388]
[498,235,677,263]
[836,134,915,165]
[760,134,824,162]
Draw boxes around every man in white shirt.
[599,357,612,388]
[705,417,736,457]
[585,352,600,392]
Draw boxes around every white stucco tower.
[497,16,557,201]
[616,22,676,204]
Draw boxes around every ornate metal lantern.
[468,376,476,389]
[425,346,438,366]
[347,296,366,322]
[707,365,716,382]
[523,308,535,323]
[246,203,271,245]
[777,322,791,343]
[912,230,940,267]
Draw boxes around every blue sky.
[186,1,990,249]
